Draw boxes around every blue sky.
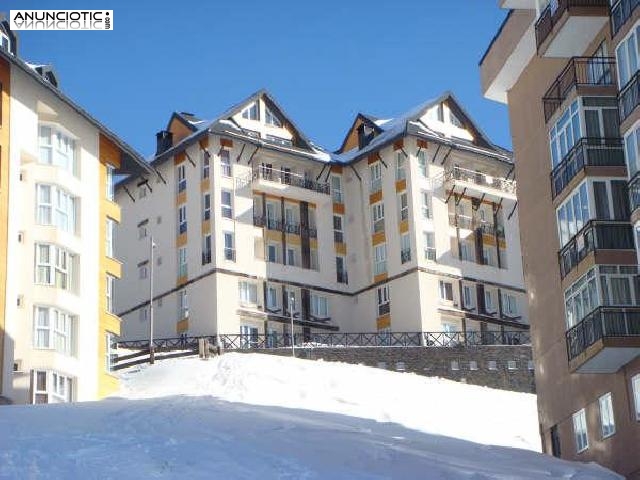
[7,1,510,156]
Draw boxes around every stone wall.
[230,345,535,393]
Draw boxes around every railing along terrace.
[542,57,616,122]
[251,166,331,194]
[445,166,516,195]
[550,137,626,199]
[535,0,610,50]
[620,71,640,122]
[558,220,635,278]
[117,330,531,351]
[611,0,640,37]
[565,306,640,361]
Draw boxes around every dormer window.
[265,107,282,127]
[0,31,10,54]
[241,103,259,121]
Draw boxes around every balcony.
[558,220,635,278]
[253,215,317,238]
[444,166,516,200]
[629,173,640,223]
[611,0,640,38]
[550,137,626,200]
[449,213,474,230]
[566,306,640,372]
[237,166,330,196]
[542,57,616,123]
[477,222,506,239]
[619,71,640,124]
[535,0,610,57]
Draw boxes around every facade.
[480,1,640,477]
[115,90,528,347]
[0,23,150,404]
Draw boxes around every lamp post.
[289,291,295,358]
[149,236,157,364]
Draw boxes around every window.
[178,289,188,319]
[417,151,427,177]
[106,274,115,314]
[485,289,495,313]
[177,164,186,193]
[370,162,382,193]
[463,285,474,309]
[266,285,279,310]
[203,193,211,221]
[502,293,518,317]
[469,361,478,371]
[138,219,148,239]
[240,325,259,348]
[221,190,233,218]
[138,261,148,280]
[616,25,640,88]
[202,234,212,264]
[550,425,561,458]
[224,231,235,261]
[202,151,210,179]
[139,306,148,322]
[178,247,188,278]
[35,244,76,291]
[507,360,517,370]
[33,370,72,404]
[265,135,292,146]
[178,204,187,234]
[36,184,77,234]
[373,244,387,275]
[460,241,474,262]
[106,219,115,258]
[310,249,319,271]
[450,360,459,371]
[572,409,589,453]
[377,285,390,316]
[333,215,344,243]
[398,192,408,221]
[487,360,497,370]
[439,280,453,302]
[372,202,385,233]
[624,124,640,177]
[105,164,114,200]
[38,125,77,175]
[33,306,74,356]
[556,182,589,246]
[267,243,279,263]
[396,152,406,181]
[549,100,581,168]
[220,150,231,177]
[633,374,640,420]
[564,268,599,328]
[265,106,282,127]
[482,246,496,267]
[336,256,347,283]
[311,294,329,318]
[424,231,436,261]
[105,332,116,372]
[331,176,343,203]
[421,192,432,220]
[242,102,259,120]
[238,281,258,305]
[286,247,298,267]
[138,186,147,199]
[401,233,411,264]
[599,393,616,438]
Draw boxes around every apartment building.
[0,22,150,404]
[115,89,528,347]
[480,1,640,477]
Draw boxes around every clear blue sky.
[7,0,511,156]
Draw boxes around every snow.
[0,353,622,479]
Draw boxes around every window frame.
[221,190,233,219]
[599,392,616,439]
[572,408,589,453]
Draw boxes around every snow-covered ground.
[0,353,622,479]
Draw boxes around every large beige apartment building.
[481,1,640,477]
[115,90,529,347]
[0,22,150,404]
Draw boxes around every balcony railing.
[284,222,301,235]
[224,248,236,261]
[620,70,640,123]
[253,215,317,238]
[535,0,610,50]
[240,167,330,194]
[629,173,640,214]
[449,213,474,230]
[566,306,640,361]
[378,302,391,316]
[558,220,635,278]
[477,222,506,239]
[550,137,626,199]
[542,57,616,122]
[611,0,640,37]
[444,166,516,195]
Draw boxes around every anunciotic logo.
[9,10,113,30]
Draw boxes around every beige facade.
[0,28,150,404]
[115,90,528,348]
[481,1,640,478]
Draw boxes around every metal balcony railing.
[253,215,317,238]
[239,167,330,194]
[629,173,640,214]
[558,220,635,278]
[535,0,610,50]
[565,306,640,361]
[542,56,616,122]
[611,0,640,37]
[620,71,640,123]
[550,137,626,199]
[444,166,516,195]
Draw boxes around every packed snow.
[0,353,622,479]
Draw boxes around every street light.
[149,236,157,364]
[289,291,295,358]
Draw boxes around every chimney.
[156,130,173,156]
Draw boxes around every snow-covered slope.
[0,353,622,479]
